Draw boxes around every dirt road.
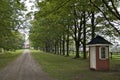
[0,49,55,80]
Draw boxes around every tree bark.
[66,25,70,56]
[54,41,57,54]
[74,40,80,58]
[62,34,65,55]
[91,11,95,39]
[83,11,87,59]
[59,37,62,55]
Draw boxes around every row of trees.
[0,0,26,51]
[29,0,120,59]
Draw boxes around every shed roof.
[87,35,112,45]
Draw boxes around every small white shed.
[87,35,112,70]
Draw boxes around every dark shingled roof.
[87,35,112,45]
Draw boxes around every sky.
[20,0,38,44]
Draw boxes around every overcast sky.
[20,0,38,44]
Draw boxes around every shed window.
[99,47,108,59]
[101,47,106,58]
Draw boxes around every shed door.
[90,47,96,69]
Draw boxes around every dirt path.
[0,49,55,80]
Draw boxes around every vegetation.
[31,50,120,80]
[0,0,26,51]
[0,0,27,72]
[0,50,23,69]
[29,0,120,59]
[0,0,120,79]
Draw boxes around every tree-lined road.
[0,49,54,80]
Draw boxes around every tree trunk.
[54,42,57,54]
[59,37,62,55]
[66,26,69,56]
[91,11,95,39]
[54,40,59,54]
[83,11,87,59]
[62,35,65,55]
[57,41,60,54]
[74,41,80,58]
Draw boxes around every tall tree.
[0,0,26,50]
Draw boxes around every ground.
[0,49,55,80]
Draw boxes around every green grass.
[0,49,24,69]
[31,50,120,80]
[112,54,120,60]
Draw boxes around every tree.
[0,0,26,50]
[29,0,120,59]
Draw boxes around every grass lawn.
[0,49,24,69]
[31,50,120,80]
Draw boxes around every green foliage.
[0,0,26,50]
[30,0,120,56]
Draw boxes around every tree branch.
[90,0,120,35]
[102,0,120,20]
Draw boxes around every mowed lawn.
[31,50,120,80]
[0,50,23,69]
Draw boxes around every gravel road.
[0,49,55,80]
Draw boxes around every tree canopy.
[29,0,120,58]
[0,0,26,50]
